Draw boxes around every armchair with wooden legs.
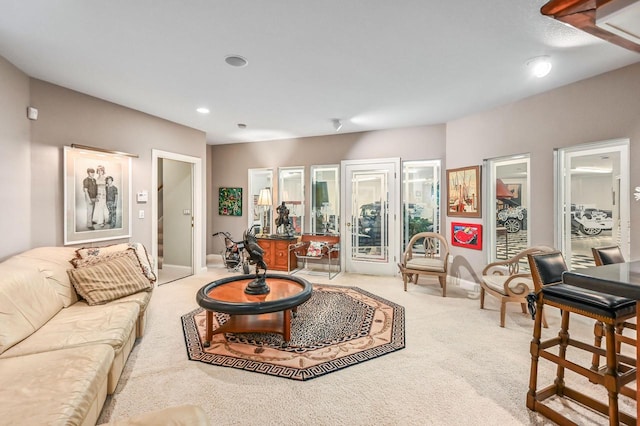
[480,246,554,328]
[398,232,449,296]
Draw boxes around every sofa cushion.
[0,301,139,358]
[0,264,64,355]
[68,250,153,305]
[0,344,113,426]
[75,242,156,282]
[3,246,79,306]
[104,405,211,426]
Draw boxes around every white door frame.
[554,139,630,262]
[151,149,203,276]
[341,158,400,276]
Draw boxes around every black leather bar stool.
[591,246,636,383]
[527,251,637,425]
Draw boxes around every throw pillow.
[68,250,153,305]
[75,242,156,282]
[70,247,132,268]
[306,241,324,257]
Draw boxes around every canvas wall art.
[219,187,242,216]
[451,222,483,250]
[447,165,481,217]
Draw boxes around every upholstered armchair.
[480,246,555,327]
[398,232,449,296]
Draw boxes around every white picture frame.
[63,146,132,245]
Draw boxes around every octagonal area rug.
[181,284,405,381]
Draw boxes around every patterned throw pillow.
[306,241,325,257]
[70,248,132,268]
[68,250,153,305]
[75,242,156,282]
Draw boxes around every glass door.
[342,158,400,276]
[555,139,629,269]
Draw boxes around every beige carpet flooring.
[97,264,636,425]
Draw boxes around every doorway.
[485,155,530,264]
[342,158,400,276]
[152,150,203,284]
[555,139,629,269]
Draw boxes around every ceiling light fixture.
[196,107,210,114]
[332,119,343,131]
[237,123,247,129]
[225,55,248,67]
[527,56,552,78]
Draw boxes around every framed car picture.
[451,222,482,250]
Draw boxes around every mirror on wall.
[402,160,441,252]
[311,165,339,235]
[248,168,273,235]
[278,166,304,236]
[485,155,530,264]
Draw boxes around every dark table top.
[563,260,640,300]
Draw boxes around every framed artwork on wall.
[447,165,481,217]
[63,146,132,245]
[451,222,483,250]
[219,187,243,216]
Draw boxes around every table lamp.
[257,188,272,236]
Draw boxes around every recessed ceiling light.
[225,55,248,67]
[526,56,552,78]
[196,107,210,114]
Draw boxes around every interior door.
[342,158,400,275]
[159,158,194,283]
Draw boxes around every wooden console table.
[257,236,297,272]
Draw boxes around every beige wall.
[446,62,640,279]
[207,125,447,254]
[0,58,208,264]
[0,56,31,260]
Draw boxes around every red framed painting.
[451,222,483,250]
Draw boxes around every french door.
[342,158,400,275]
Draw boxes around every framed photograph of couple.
[446,165,481,218]
[63,146,132,245]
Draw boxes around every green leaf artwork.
[218,187,242,216]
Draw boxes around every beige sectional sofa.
[0,245,155,426]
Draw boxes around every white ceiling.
[0,1,638,145]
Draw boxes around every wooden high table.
[563,261,640,421]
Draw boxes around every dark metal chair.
[527,251,636,425]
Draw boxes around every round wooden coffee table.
[196,274,312,345]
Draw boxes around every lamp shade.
[315,181,329,207]
[257,188,272,206]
